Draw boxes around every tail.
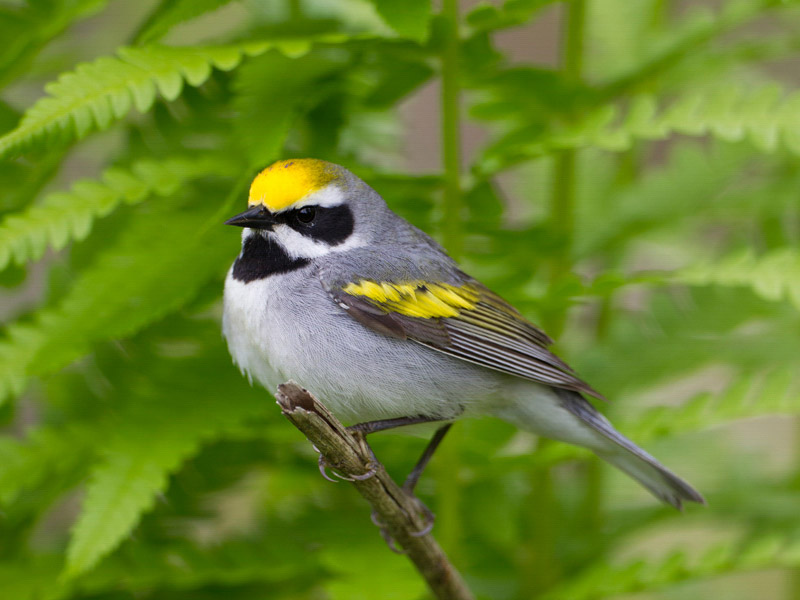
[556,389,705,510]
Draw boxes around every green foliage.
[479,82,800,173]
[133,0,238,44]
[0,155,236,270]
[679,248,800,310]
[542,531,800,600]
[2,1,800,599]
[64,341,269,579]
[369,0,432,42]
[0,40,309,160]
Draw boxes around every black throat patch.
[231,234,309,283]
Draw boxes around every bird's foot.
[370,510,406,554]
[314,445,378,482]
[368,490,435,553]
[404,491,435,537]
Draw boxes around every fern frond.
[1,526,328,599]
[596,0,782,95]
[625,367,800,442]
[0,423,97,506]
[0,0,109,89]
[678,248,800,311]
[479,82,800,174]
[0,155,236,271]
[466,0,560,33]
[64,389,266,578]
[0,178,247,406]
[368,0,432,42]
[232,49,349,166]
[133,0,236,44]
[0,40,310,160]
[78,536,330,595]
[575,141,754,257]
[541,531,800,600]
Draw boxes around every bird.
[222,158,704,510]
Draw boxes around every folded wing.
[325,276,604,400]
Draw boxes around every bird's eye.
[296,206,316,224]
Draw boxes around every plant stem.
[441,0,463,259]
[550,0,585,277]
[548,0,585,339]
[521,3,587,596]
[793,417,800,599]
[434,0,464,565]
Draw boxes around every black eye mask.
[281,204,354,246]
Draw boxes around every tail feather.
[555,390,705,509]
[595,448,704,509]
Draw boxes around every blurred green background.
[2,0,800,598]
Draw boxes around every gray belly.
[222,268,500,424]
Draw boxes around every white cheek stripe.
[268,225,365,259]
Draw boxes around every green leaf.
[64,363,268,578]
[597,0,789,94]
[0,155,237,271]
[0,424,96,507]
[574,142,754,257]
[0,0,109,89]
[466,0,559,33]
[78,537,330,596]
[368,0,431,42]
[678,248,800,311]
[541,531,800,600]
[133,0,238,44]
[479,82,800,173]
[0,182,239,406]
[0,40,302,160]
[623,367,800,445]
[232,48,350,166]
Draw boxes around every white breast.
[222,269,286,390]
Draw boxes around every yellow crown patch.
[248,159,339,211]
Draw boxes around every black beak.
[224,206,277,228]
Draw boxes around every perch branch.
[275,381,475,600]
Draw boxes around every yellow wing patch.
[343,280,478,319]
[248,158,339,211]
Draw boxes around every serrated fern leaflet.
[0,155,236,271]
[64,384,266,579]
[480,83,800,173]
[0,40,322,160]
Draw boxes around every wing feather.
[323,274,604,400]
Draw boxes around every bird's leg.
[347,414,447,435]
[314,417,441,483]
[319,415,447,483]
[342,416,453,539]
[402,424,452,494]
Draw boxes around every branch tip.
[272,381,475,600]
[276,380,316,412]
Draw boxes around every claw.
[317,453,338,483]
[379,527,407,555]
[406,493,436,537]
[330,460,377,482]
[317,450,377,483]
[370,510,386,528]
[349,460,379,481]
[410,507,435,537]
